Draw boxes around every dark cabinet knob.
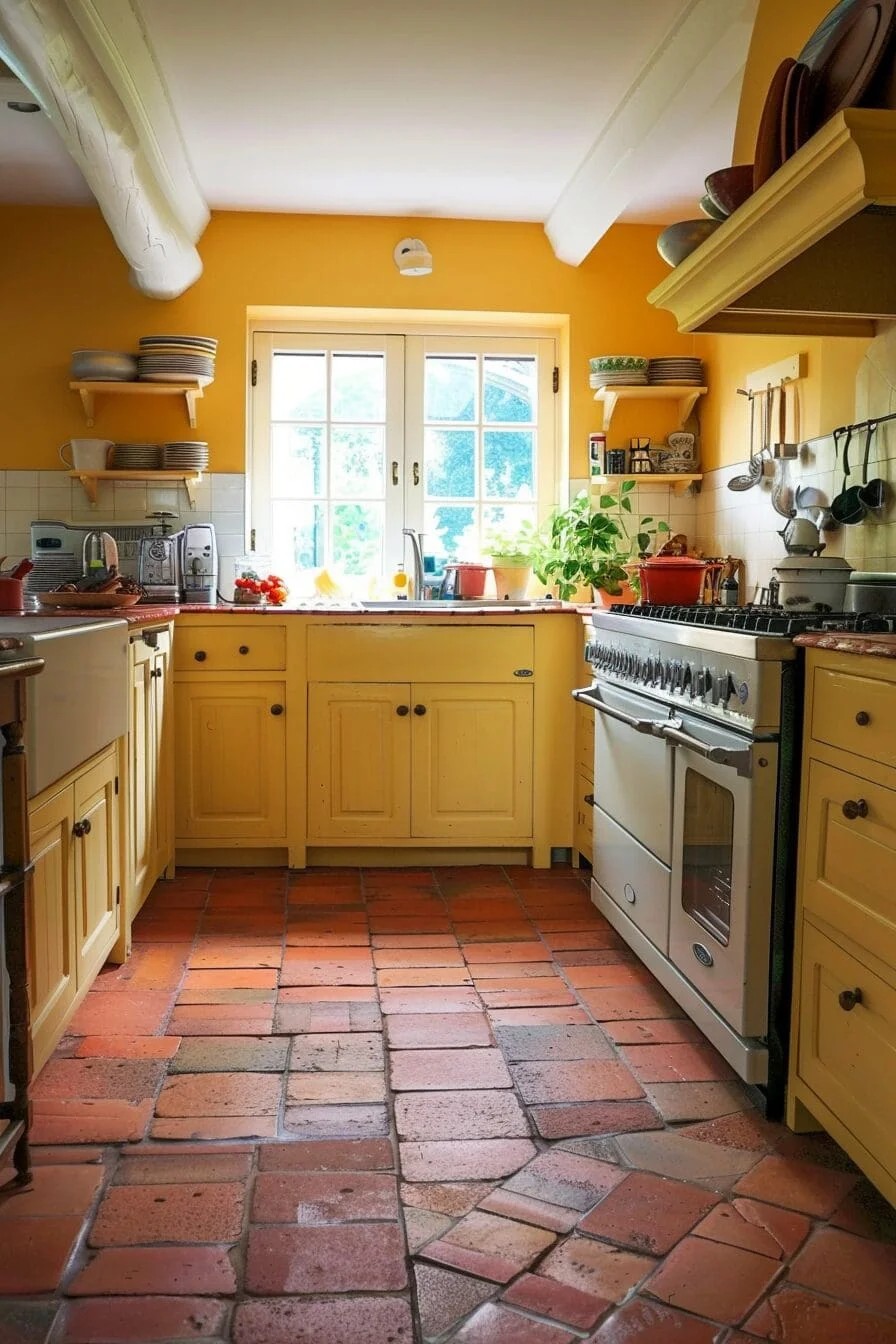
[413,704,427,716]
[842,798,869,820]
[838,987,863,1012]
[270,704,284,716]
[855,710,870,726]
[239,645,250,655]
[72,818,91,838]
[584,793,595,806]
[396,705,410,716]
[151,668,162,678]
[194,650,207,662]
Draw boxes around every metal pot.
[772,556,852,612]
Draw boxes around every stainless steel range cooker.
[574,603,896,1115]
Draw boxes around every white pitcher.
[59,439,113,471]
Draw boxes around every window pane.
[425,356,476,422]
[424,504,476,563]
[331,427,384,498]
[483,357,536,423]
[332,502,383,576]
[271,352,326,420]
[332,353,385,421]
[271,425,324,497]
[483,504,537,540]
[425,428,476,498]
[272,500,324,572]
[483,430,535,500]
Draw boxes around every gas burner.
[600,603,895,637]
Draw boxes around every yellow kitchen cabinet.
[308,681,532,842]
[788,648,896,1207]
[573,621,595,865]
[28,743,121,1074]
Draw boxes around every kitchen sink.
[0,616,129,796]
[359,599,544,611]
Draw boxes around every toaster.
[137,535,181,602]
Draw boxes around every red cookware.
[638,556,711,605]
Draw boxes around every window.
[250,327,557,589]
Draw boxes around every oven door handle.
[659,721,753,776]
[572,689,661,736]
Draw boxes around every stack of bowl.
[589,356,648,389]
[70,350,138,382]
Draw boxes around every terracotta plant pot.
[592,581,637,607]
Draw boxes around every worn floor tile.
[414,1262,495,1340]
[231,1297,414,1344]
[578,1170,720,1254]
[512,1060,644,1104]
[787,1226,896,1317]
[395,1089,530,1140]
[692,1197,810,1261]
[743,1286,896,1343]
[733,1154,861,1217]
[282,1104,390,1139]
[616,1131,762,1190]
[622,1042,737,1083]
[539,1233,655,1303]
[390,1047,512,1091]
[258,1139,394,1172]
[419,1208,555,1282]
[89,1182,245,1245]
[587,1297,718,1342]
[501,1272,609,1329]
[289,1032,384,1071]
[29,1099,152,1145]
[0,1164,102,1219]
[169,1036,289,1073]
[286,1071,386,1104]
[0,1218,83,1292]
[477,1188,580,1233]
[245,1223,407,1293]
[643,1080,755,1122]
[644,1234,780,1324]
[446,1302,576,1342]
[503,1149,626,1211]
[530,1100,662,1140]
[0,1300,60,1344]
[495,1025,614,1061]
[385,1013,492,1049]
[154,1072,281,1117]
[72,1036,180,1060]
[66,1246,237,1296]
[66,992,173,1037]
[251,1171,399,1223]
[399,1139,537,1182]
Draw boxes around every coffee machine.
[180,524,218,604]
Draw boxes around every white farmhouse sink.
[0,616,129,796]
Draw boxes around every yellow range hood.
[648,109,896,337]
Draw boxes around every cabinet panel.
[797,918,896,1181]
[129,631,174,917]
[574,771,595,860]
[411,684,533,839]
[174,623,286,672]
[576,704,595,781]
[308,684,410,840]
[27,789,75,1075]
[801,759,896,966]
[810,665,896,773]
[175,682,287,839]
[72,751,119,989]
[308,625,534,683]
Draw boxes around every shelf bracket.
[600,390,619,431]
[76,387,96,426]
[73,473,99,505]
[183,474,200,509]
[677,391,702,426]
[184,389,200,429]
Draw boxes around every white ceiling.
[0,0,750,252]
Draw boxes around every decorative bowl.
[699,193,727,221]
[656,219,720,267]
[589,356,649,374]
[704,165,754,218]
[70,351,138,382]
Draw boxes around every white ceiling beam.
[0,0,208,298]
[545,0,759,265]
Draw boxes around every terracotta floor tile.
[259,1139,394,1172]
[563,964,656,988]
[150,1115,278,1139]
[478,1188,580,1233]
[504,1149,626,1211]
[512,1060,644,1104]
[0,1217,83,1292]
[830,1179,896,1242]
[187,945,283,969]
[245,1222,406,1293]
[66,1245,237,1296]
[368,917,453,934]
[733,1154,861,1217]
[448,1302,576,1343]
[114,1153,252,1185]
[788,1226,896,1317]
[553,949,632,966]
[578,984,685,1021]
[578,1170,720,1254]
[390,1047,512,1091]
[530,1100,662,1140]
[414,1262,495,1340]
[501,1271,609,1328]
[182,969,279,992]
[0,1164,102,1218]
[600,1018,707,1045]
[622,1042,737,1083]
[495,1025,614,1061]
[373,947,465,968]
[587,1297,718,1343]
[616,1130,762,1190]
[541,932,622,950]
[273,1001,380,1033]
[644,1081,754,1123]
[539,1233,655,1303]
[743,1286,896,1343]
[282,1104,390,1140]
[376,967,473,987]
[58,1296,226,1340]
[420,1208,555,1282]
[92,947,188,992]
[379,987,481,1013]
[251,1171,399,1223]
[401,1181,496,1217]
[0,1301,59,1343]
[454,922,535,941]
[279,957,375,986]
[405,1205,454,1251]
[680,1110,784,1153]
[90,1182,246,1245]
[289,1032,383,1071]
[645,1233,780,1324]
[480,984,579,1008]
[472,963,561,981]
[232,1296,414,1344]
[33,1059,166,1102]
[285,944,374,960]
[72,1036,180,1060]
[371,933,457,947]
[692,1198,810,1260]
[400,1139,536,1181]
[167,1005,274,1036]
[29,1099,152,1145]
[385,1012,492,1049]
[395,1088,530,1141]
[286,1071,387,1104]
[177,987,275,1005]
[463,941,551,963]
[154,1072,281,1117]
[66,991,173,1037]
[487,1006,592,1025]
[276,984,375,1002]
[169,1035,289,1073]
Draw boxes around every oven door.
[574,682,673,864]
[665,716,778,1037]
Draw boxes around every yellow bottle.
[392,562,409,599]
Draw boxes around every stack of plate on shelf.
[647,357,704,386]
[162,441,209,471]
[588,355,648,388]
[70,350,138,382]
[110,442,161,469]
[137,335,217,386]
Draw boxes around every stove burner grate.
[603,604,895,636]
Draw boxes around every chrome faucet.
[402,527,425,599]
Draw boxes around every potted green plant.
[484,518,540,600]
[533,484,669,603]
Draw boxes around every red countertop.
[794,632,896,660]
[13,600,572,627]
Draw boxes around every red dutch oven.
[638,556,710,605]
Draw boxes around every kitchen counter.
[794,632,896,660]
[20,601,572,624]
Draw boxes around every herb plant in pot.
[533,484,670,604]
[485,519,539,601]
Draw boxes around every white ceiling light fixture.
[393,237,432,277]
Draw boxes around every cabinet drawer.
[797,918,896,1180]
[801,759,896,965]
[810,664,896,772]
[175,624,286,672]
[594,805,670,953]
[308,625,534,682]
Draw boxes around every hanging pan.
[857,421,887,511]
[830,425,865,525]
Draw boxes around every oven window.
[681,767,734,946]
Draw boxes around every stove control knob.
[682,663,693,695]
[713,672,735,706]
[693,668,710,698]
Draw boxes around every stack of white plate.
[589,371,649,388]
[111,442,161,469]
[70,350,138,381]
[647,357,704,386]
[137,335,217,386]
[162,441,209,470]
[589,355,649,389]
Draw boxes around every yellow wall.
[0,206,698,477]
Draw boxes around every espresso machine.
[180,523,218,604]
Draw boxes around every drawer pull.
[396,705,409,717]
[194,650,207,662]
[584,793,595,806]
[855,710,870,726]
[842,798,869,820]
[413,704,427,716]
[270,703,284,716]
[239,645,250,655]
[838,987,863,1012]
[623,883,636,905]
[72,819,91,838]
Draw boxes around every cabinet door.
[73,750,119,990]
[307,683,411,840]
[411,683,533,839]
[27,788,76,1075]
[128,640,154,906]
[175,682,287,840]
[151,632,174,881]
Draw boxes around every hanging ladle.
[830,426,864,525]
[727,389,761,492]
[857,421,886,511]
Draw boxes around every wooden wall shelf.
[70,380,205,429]
[69,470,202,507]
[591,473,702,496]
[592,385,707,431]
